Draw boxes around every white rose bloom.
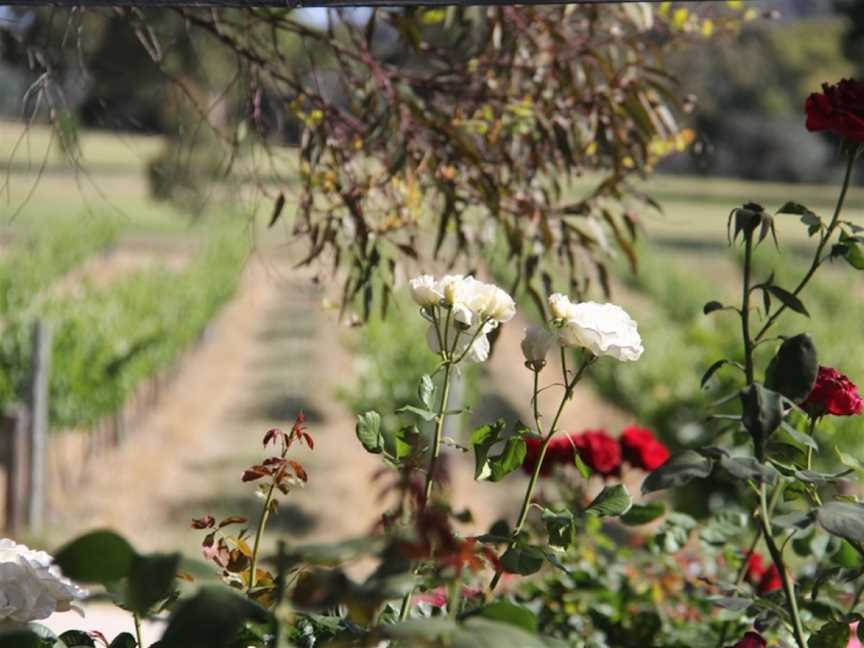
[435,274,474,326]
[521,326,556,367]
[426,321,493,363]
[548,293,578,321]
[468,282,516,324]
[409,274,442,308]
[0,539,87,623]
[557,302,643,362]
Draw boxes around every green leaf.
[585,484,632,517]
[701,359,731,389]
[392,425,421,460]
[772,511,815,530]
[476,601,538,634]
[54,530,137,584]
[127,552,181,615]
[842,241,864,270]
[641,451,714,494]
[706,596,752,612]
[471,420,506,481]
[417,375,434,409]
[740,383,784,445]
[158,587,273,648]
[777,201,818,219]
[808,621,849,648]
[488,437,527,482]
[381,617,558,648]
[717,453,777,484]
[652,512,697,554]
[108,634,138,648]
[356,411,384,454]
[703,301,724,315]
[543,508,575,548]
[59,631,94,647]
[621,501,666,526]
[836,449,864,473]
[817,501,864,542]
[764,334,819,404]
[396,405,437,421]
[572,451,592,479]
[766,285,809,317]
[0,630,41,648]
[780,421,818,451]
[500,545,545,576]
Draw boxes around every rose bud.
[521,326,555,371]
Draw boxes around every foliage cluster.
[0,232,246,428]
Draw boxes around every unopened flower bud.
[521,326,555,370]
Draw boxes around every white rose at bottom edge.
[0,538,87,623]
[558,302,643,362]
[426,323,491,363]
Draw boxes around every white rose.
[548,293,577,321]
[521,325,556,368]
[468,282,516,324]
[426,320,493,363]
[557,302,643,362]
[436,275,474,326]
[0,539,87,623]
[409,274,442,308]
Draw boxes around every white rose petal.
[468,282,516,324]
[0,539,87,624]
[557,301,643,362]
[548,293,578,321]
[521,325,556,366]
[409,274,442,308]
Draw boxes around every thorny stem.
[133,612,143,648]
[488,354,594,592]
[754,148,858,343]
[248,479,277,594]
[714,483,783,648]
[399,308,459,620]
[741,233,755,387]
[760,485,808,648]
[424,361,454,506]
[739,226,807,647]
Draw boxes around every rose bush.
[10,77,864,648]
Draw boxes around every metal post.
[28,321,52,533]
[1,406,29,533]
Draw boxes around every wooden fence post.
[1,405,29,533]
[28,320,52,534]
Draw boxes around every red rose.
[522,436,552,476]
[619,425,670,471]
[743,551,767,587]
[522,435,576,476]
[732,631,767,648]
[571,430,621,476]
[757,564,782,595]
[806,79,864,142]
[802,366,864,418]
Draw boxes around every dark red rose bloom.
[522,435,576,476]
[619,425,670,471]
[757,564,782,595]
[806,79,864,142]
[744,551,767,587]
[802,366,864,418]
[732,631,767,648]
[522,436,552,476]
[571,430,621,476]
